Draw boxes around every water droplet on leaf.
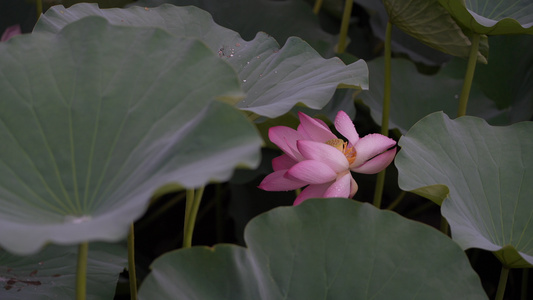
[64,215,92,224]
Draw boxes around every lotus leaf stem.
[495,265,510,300]
[183,186,205,248]
[76,242,89,300]
[373,21,392,208]
[128,224,138,300]
[313,0,324,15]
[337,0,354,53]
[457,33,480,117]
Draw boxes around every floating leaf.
[0,17,262,254]
[138,198,487,300]
[439,0,533,35]
[396,112,533,268]
[35,3,368,119]
[358,57,509,134]
[383,0,489,63]
[0,243,126,299]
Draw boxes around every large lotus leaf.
[353,0,452,66]
[382,0,489,63]
[132,0,337,57]
[439,0,533,35]
[60,0,133,8]
[0,243,126,299]
[138,198,487,300]
[369,13,453,65]
[395,112,533,268]
[357,57,509,134]
[34,3,368,119]
[0,17,262,255]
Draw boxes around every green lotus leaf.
[0,243,126,299]
[0,17,262,255]
[132,0,337,57]
[439,0,533,35]
[35,3,368,119]
[395,112,533,268]
[138,198,487,300]
[357,57,509,134]
[367,5,453,66]
[355,0,467,66]
[383,0,489,63]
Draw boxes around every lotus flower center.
[325,138,356,165]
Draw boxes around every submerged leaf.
[396,112,533,268]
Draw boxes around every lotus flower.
[1,24,21,42]
[259,111,397,205]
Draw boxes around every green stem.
[380,21,392,136]
[183,186,205,248]
[521,268,529,300]
[337,0,354,53]
[76,242,89,300]
[385,190,406,211]
[405,201,435,218]
[36,0,42,19]
[372,21,392,209]
[313,0,324,15]
[457,33,480,117]
[495,265,510,300]
[136,193,185,231]
[373,172,386,208]
[127,224,138,300]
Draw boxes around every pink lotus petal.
[297,117,330,140]
[272,154,298,171]
[351,147,397,174]
[293,183,330,205]
[348,176,358,197]
[351,133,397,169]
[334,111,359,146]
[297,140,348,173]
[285,160,337,184]
[323,173,353,198]
[297,112,336,142]
[258,170,308,191]
[1,24,21,42]
[268,126,305,161]
[285,136,306,161]
[314,116,330,129]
